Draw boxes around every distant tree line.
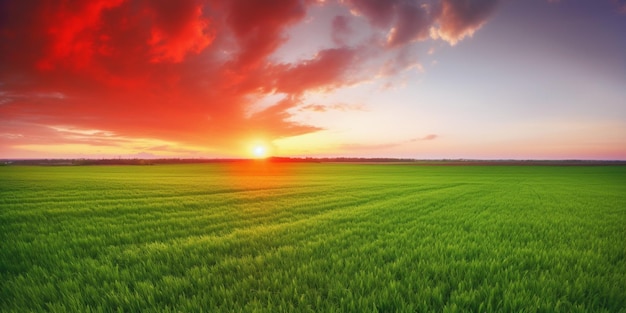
[1,158,625,166]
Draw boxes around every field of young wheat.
[1,163,625,312]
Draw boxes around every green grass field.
[1,163,625,312]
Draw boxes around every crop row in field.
[1,164,625,312]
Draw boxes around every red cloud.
[146,0,215,63]
[247,96,322,139]
[273,47,359,94]
[0,0,500,157]
[0,0,314,154]
[36,0,126,71]
[225,0,308,70]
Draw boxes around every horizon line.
[2,157,626,164]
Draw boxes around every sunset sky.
[1,0,625,159]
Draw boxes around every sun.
[252,145,268,158]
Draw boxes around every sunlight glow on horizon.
[252,145,268,159]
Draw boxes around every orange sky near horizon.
[1,0,625,160]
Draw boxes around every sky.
[1,0,625,160]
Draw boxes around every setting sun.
[252,145,268,158]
